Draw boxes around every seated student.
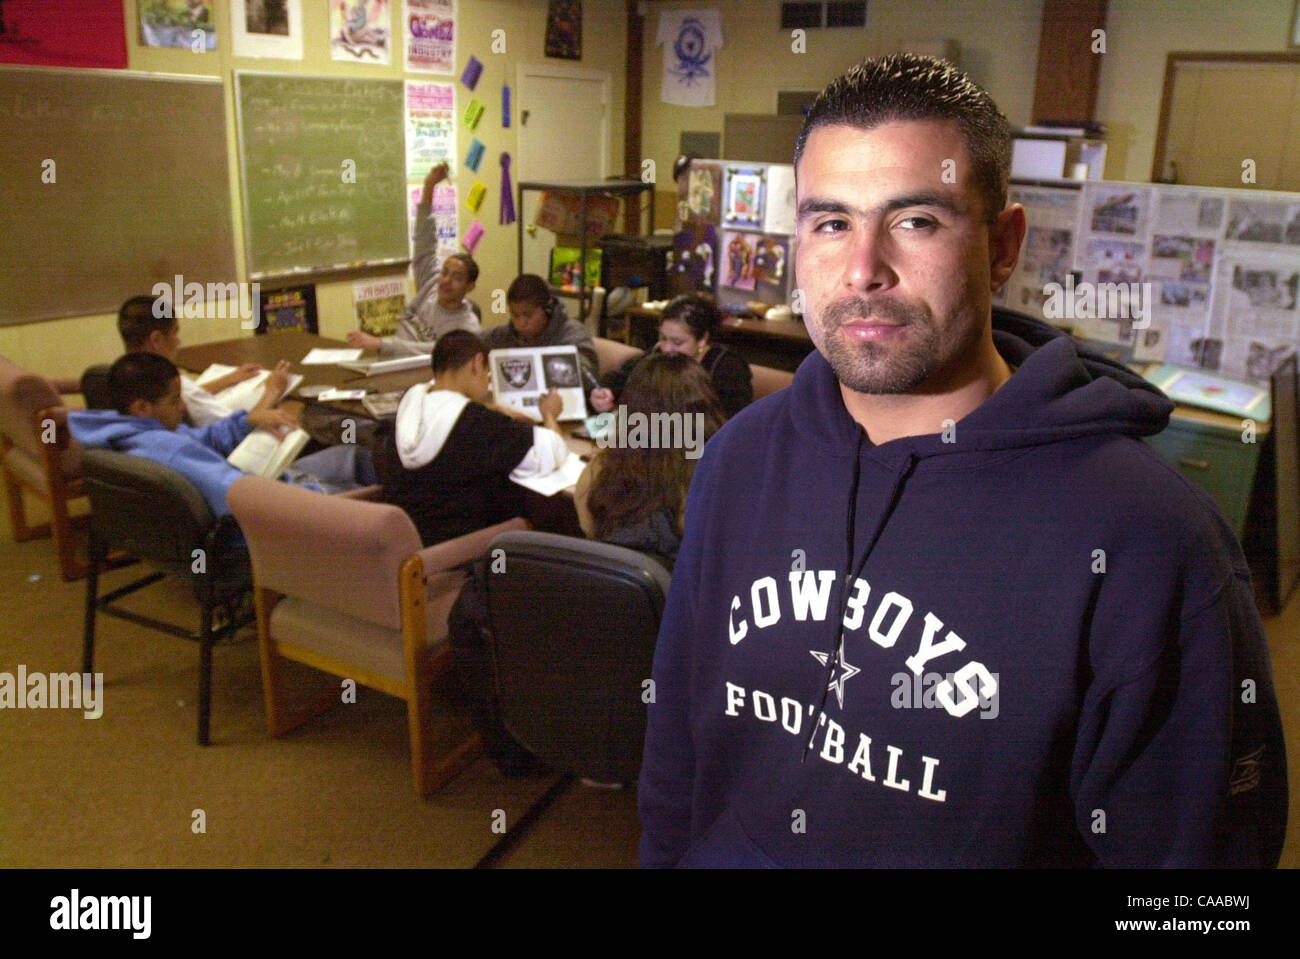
[68,353,373,517]
[118,294,289,428]
[372,330,569,546]
[589,294,753,419]
[347,162,480,357]
[484,273,599,382]
[573,352,725,571]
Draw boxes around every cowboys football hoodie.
[639,309,1287,867]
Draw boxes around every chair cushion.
[270,594,448,687]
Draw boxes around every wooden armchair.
[227,475,527,797]
[0,356,87,579]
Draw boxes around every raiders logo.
[499,357,534,389]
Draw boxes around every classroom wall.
[639,0,1046,195]
[639,0,1298,195]
[0,0,627,381]
[1097,0,1296,182]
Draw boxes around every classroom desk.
[623,305,814,371]
[175,330,357,392]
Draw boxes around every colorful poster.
[257,285,318,334]
[723,165,765,230]
[233,0,303,60]
[139,0,216,51]
[677,160,721,226]
[545,0,581,60]
[670,223,718,294]
[331,0,391,64]
[405,81,458,261]
[0,0,127,68]
[721,231,757,292]
[353,276,407,336]
[404,0,454,74]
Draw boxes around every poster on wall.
[722,165,765,230]
[405,81,459,262]
[544,0,581,60]
[752,234,790,300]
[0,0,128,68]
[232,0,303,60]
[256,285,318,334]
[353,276,407,336]
[331,0,391,64]
[677,160,721,226]
[404,0,455,74]
[721,230,757,292]
[139,0,216,51]
[670,223,718,294]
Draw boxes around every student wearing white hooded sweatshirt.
[372,330,568,545]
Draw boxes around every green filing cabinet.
[1143,406,1267,540]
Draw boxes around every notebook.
[336,354,431,376]
[488,346,587,422]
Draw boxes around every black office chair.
[79,364,113,410]
[475,530,670,868]
[80,448,252,746]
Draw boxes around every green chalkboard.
[235,72,409,279]
[0,66,235,326]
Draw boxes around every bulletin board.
[235,72,410,279]
[0,66,236,326]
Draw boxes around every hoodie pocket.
[678,807,783,869]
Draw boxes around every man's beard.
[813,295,939,394]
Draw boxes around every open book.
[226,428,311,479]
[194,364,305,412]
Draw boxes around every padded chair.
[475,530,671,867]
[227,475,526,798]
[81,447,252,746]
[593,336,643,379]
[0,355,87,579]
[80,364,114,411]
[749,362,795,400]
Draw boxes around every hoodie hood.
[394,383,470,469]
[66,408,168,447]
[788,307,1173,463]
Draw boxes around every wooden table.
[623,305,814,371]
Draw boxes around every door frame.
[1151,51,1300,183]
[515,62,612,181]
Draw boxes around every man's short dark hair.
[108,352,179,414]
[118,294,175,351]
[432,329,488,375]
[506,273,550,308]
[794,53,1012,223]
[446,252,479,284]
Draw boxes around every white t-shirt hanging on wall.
[658,9,723,107]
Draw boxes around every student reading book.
[69,353,372,517]
[372,330,569,546]
[116,294,293,427]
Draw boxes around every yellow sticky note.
[463,98,485,129]
[466,181,487,213]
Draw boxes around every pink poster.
[405,0,455,74]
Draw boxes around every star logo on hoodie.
[809,643,860,709]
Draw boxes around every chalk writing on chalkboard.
[235,73,410,278]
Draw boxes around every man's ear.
[125,397,151,419]
[464,279,476,295]
[144,329,166,354]
[988,203,1026,293]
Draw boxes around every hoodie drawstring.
[804,444,919,759]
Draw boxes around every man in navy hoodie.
[638,54,1288,867]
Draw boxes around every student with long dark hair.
[574,351,725,571]
[590,294,753,419]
